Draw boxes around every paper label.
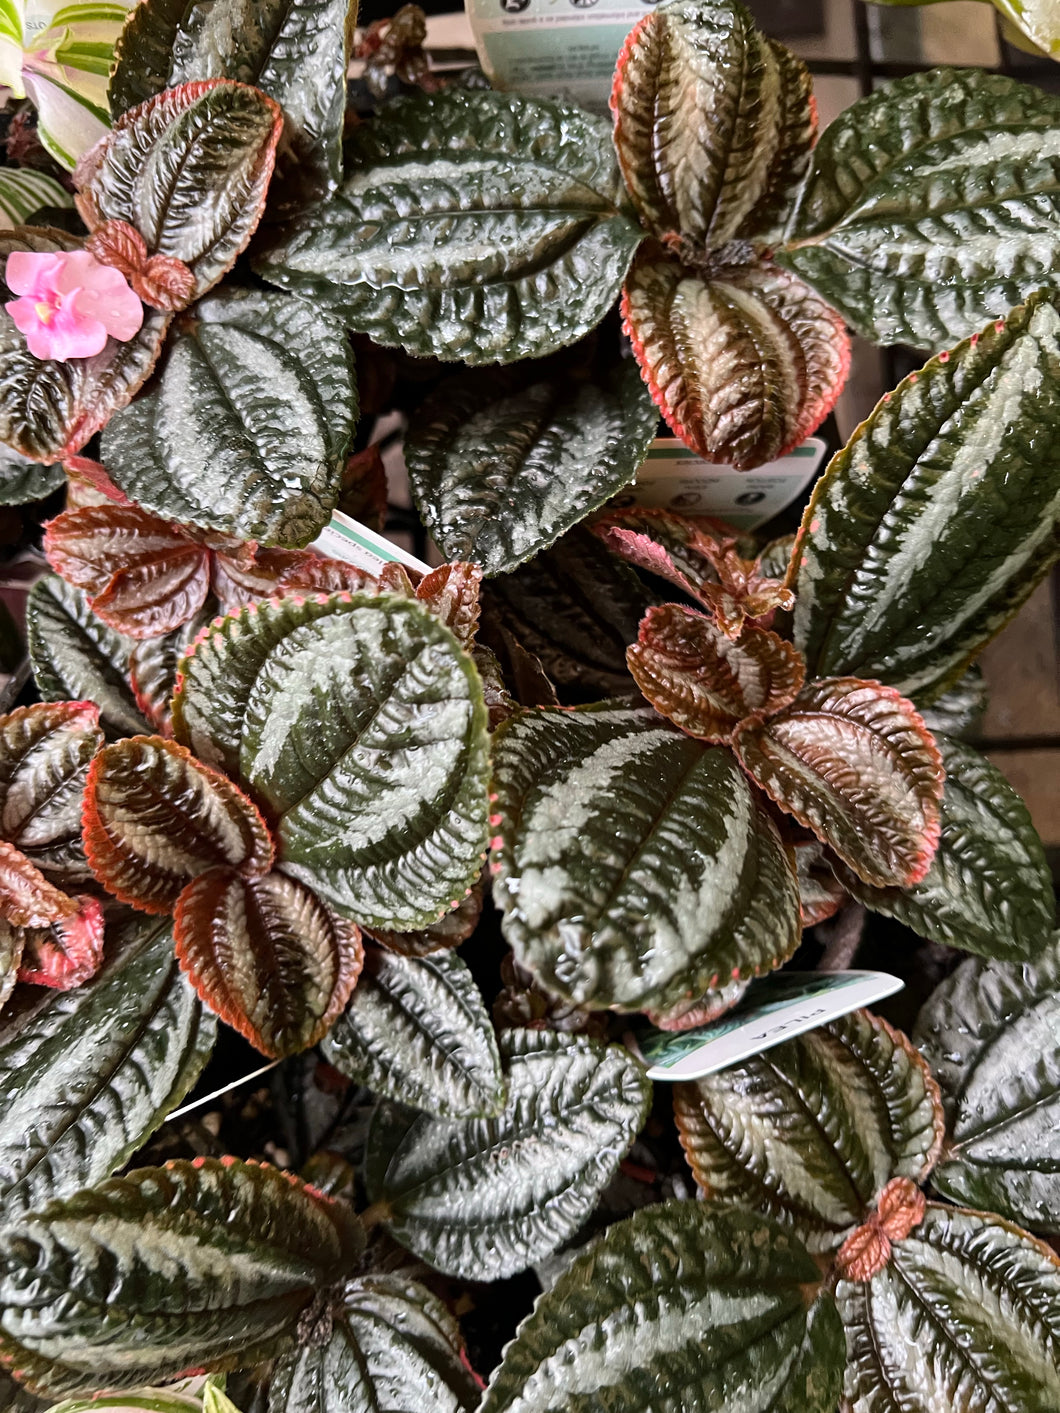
[629,971,904,1082]
[617,436,828,531]
[464,0,655,110]
[311,510,431,578]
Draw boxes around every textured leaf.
[779,67,1060,347]
[0,450,64,505]
[622,251,849,469]
[612,0,815,244]
[210,547,371,613]
[26,575,150,739]
[834,733,1054,961]
[84,735,275,912]
[364,879,484,958]
[838,1203,1060,1412]
[627,603,805,742]
[76,79,283,297]
[174,867,363,1058]
[0,1158,365,1396]
[254,89,643,364]
[732,677,944,889]
[0,230,169,463]
[480,1201,844,1413]
[490,702,800,1014]
[915,937,1060,1231]
[15,896,106,991]
[322,948,504,1119]
[0,702,101,882]
[0,843,77,928]
[917,665,987,739]
[794,838,847,927]
[675,1009,944,1252]
[173,593,490,932]
[128,601,219,734]
[404,354,658,576]
[0,919,22,1011]
[0,913,215,1217]
[101,287,356,547]
[791,295,1060,698]
[111,0,352,211]
[43,1382,225,1413]
[413,562,482,651]
[269,1274,479,1413]
[365,1028,651,1280]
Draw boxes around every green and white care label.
[311,510,431,577]
[622,436,828,531]
[629,971,904,1082]
[465,0,654,111]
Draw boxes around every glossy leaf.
[838,1204,1060,1412]
[84,735,274,912]
[480,1201,844,1413]
[174,593,490,932]
[210,546,371,613]
[612,0,815,244]
[364,879,484,958]
[268,1274,479,1413]
[622,251,849,469]
[0,843,77,928]
[0,1158,365,1395]
[405,354,658,576]
[917,665,987,739]
[915,937,1060,1231]
[627,603,805,742]
[128,601,218,734]
[15,895,105,990]
[675,1009,944,1252]
[779,68,1060,347]
[0,919,22,1010]
[835,733,1054,961]
[732,677,944,889]
[795,838,847,927]
[0,702,102,881]
[491,701,800,1014]
[364,1028,651,1280]
[26,575,150,739]
[0,450,64,505]
[791,295,1060,699]
[254,89,643,364]
[0,913,215,1217]
[76,79,283,297]
[322,948,504,1119]
[175,867,363,1058]
[414,561,482,651]
[101,287,356,547]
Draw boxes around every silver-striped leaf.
[321,948,505,1119]
[480,1200,845,1413]
[364,1027,651,1280]
[791,293,1060,699]
[490,701,801,1015]
[254,89,643,364]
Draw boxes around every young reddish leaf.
[628,603,805,742]
[339,444,389,531]
[416,562,482,650]
[0,841,78,927]
[623,252,850,469]
[63,456,132,508]
[175,867,364,1057]
[732,677,944,889]
[84,736,275,912]
[794,839,847,927]
[210,546,374,613]
[16,894,105,989]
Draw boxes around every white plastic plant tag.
[622,436,828,531]
[311,509,431,577]
[629,970,904,1081]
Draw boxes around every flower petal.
[4,250,61,298]
[70,278,143,343]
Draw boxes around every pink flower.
[3,249,143,361]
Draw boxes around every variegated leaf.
[364,879,484,958]
[0,1158,365,1396]
[834,733,1054,961]
[732,677,944,889]
[0,842,78,928]
[42,1377,232,1413]
[779,67,1060,347]
[623,251,849,468]
[0,169,73,230]
[364,1028,651,1280]
[675,1009,944,1252]
[612,0,815,244]
[795,839,847,927]
[0,918,23,1011]
[84,735,274,912]
[917,665,987,739]
[128,601,219,734]
[15,895,105,990]
[491,701,800,1014]
[792,294,1060,698]
[480,1201,844,1413]
[0,701,102,881]
[627,603,805,741]
[254,89,643,364]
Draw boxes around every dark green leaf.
[109,0,189,115]
[404,354,658,576]
[480,1201,844,1413]
[364,1028,651,1280]
[917,666,987,739]
[791,293,1060,698]
[0,451,63,505]
[254,89,643,364]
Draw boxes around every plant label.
[311,510,431,577]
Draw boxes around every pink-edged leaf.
[63,456,132,507]
[0,701,102,879]
[732,677,945,889]
[210,546,375,613]
[623,251,850,470]
[175,866,364,1057]
[128,602,221,737]
[364,876,485,958]
[628,602,805,742]
[84,735,275,913]
[76,80,284,299]
[416,562,482,650]
[646,971,750,1031]
[0,840,78,927]
[794,838,848,927]
[16,894,105,989]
